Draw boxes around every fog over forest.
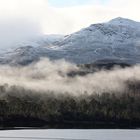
[0,58,139,95]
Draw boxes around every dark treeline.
[69,60,131,77]
[0,80,140,129]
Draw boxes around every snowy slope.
[1,17,140,65]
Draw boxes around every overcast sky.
[48,0,108,7]
[0,0,139,48]
[0,0,140,35]
[44,0,140,34]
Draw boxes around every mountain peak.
[108,17,140,28]
[109,17,134,23]
[111,17,130,21]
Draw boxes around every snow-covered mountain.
[1,17,140,65]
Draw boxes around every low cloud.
[0,18,41,48]
[0,0,45,48]
[0,58,139,95]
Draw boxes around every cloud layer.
[0,0,45,48]
[0,58,140,95]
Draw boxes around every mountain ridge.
[0,17,140,65]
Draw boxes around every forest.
[0,79,140,129]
